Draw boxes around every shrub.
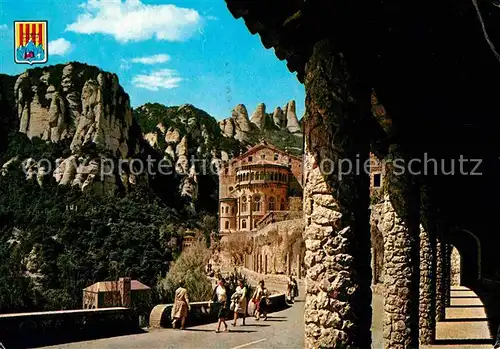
[156,239,213,303]
[224,268,254,302]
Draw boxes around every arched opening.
[371,224,384,285]
[449,229,481,286]
[450,245,461,286]
[268,197,275,210]
[225,221,229,230]
[253,195,261,212]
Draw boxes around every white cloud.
[132,69,182,90]
[120,59,132,70]
[66,0,202,42]
[49,38,73,55]
[0,24,8,30]
[130,54,170,64]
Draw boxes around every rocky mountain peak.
[286,99,301,133]
[250,103,266,130]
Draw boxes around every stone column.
[435,236,446,321]
[419,224,435,344]
[371,247,376,284]
[303,40,372,348]
[381,148,420,349]
[444,243,451,307]
[265,255,268,275]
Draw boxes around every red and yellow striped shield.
[14,21,48,64]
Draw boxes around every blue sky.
[0,0,305,120]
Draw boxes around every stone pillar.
[265,255,268,275]
[303,40,372,348]
[119,277,131,308]
[435,236,445,322]
[297,257,301,279]
[287,252,291,275]
[444,243,451,307]
[381,149,420,349]
[419,225,435,344]
[259,254,263,273]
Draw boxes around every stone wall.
[244,219,304,276]
[0,307,139,348]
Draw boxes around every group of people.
[211,278,270,332]
[170,277,270,333]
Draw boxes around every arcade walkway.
[422,286,492,349]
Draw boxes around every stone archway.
[449,229,481,287]
[371,223,385,286]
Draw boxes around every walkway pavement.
[422,286,492,349]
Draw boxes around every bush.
[224,268,254,302]
[156,239,213,303]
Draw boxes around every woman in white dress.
[232,279,247,326]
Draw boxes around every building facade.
[219,141,303,235]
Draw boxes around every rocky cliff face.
[0,62,303,210]
[1,62,145,196]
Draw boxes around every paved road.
[41,292,385,349]
[42,298,306,349]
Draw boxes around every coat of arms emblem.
[14,21,48,65]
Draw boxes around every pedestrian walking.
[171,279,190,330]
[252,280,269,320]
[211,278,229,333]
[231,279,247,326]
[287,275,296,303]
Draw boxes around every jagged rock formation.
[250,103,267,130]
[1,62,304,209]
[284,100,301,134]
[272,107,285,128]
[1,62,147,195]
[218,100,303,147]
[15,64,134,158]
[133,103,226,204]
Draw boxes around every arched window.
[268,197,275,211]
[280,199,285,211]
[251,172,255,180]
[225,221,229,230]
[225,207,229,214]
[242,220,247,229]
[221,206,224,214]
[253,195,261,211]
[274,153,279,161]
[241,196,247,212]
